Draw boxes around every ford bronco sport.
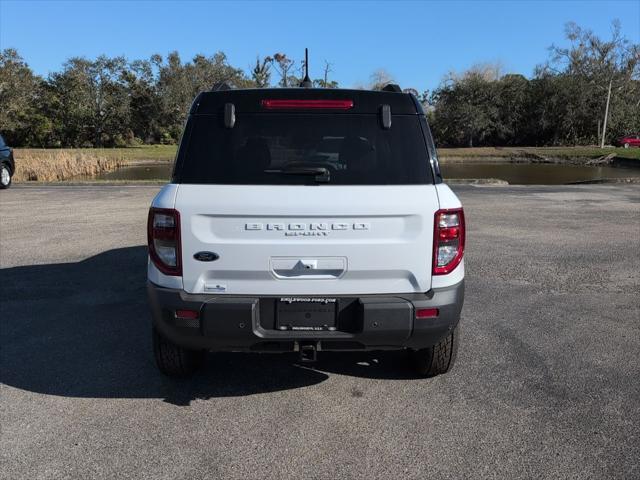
[147,84,465,377]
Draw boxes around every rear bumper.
[147,281,464,352]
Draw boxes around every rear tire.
[410,324,460,377]
[0,164,11,189]
[152,327,204,377]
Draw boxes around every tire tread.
[410,324,460,377]
[152,327,203,377]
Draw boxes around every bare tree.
[311,60,338,88]
[273,53,295,87]
[323,60,333,85]
[402,88,419,97]
[369,69,395,90]
[444,62,504,84]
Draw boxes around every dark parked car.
[0,134,15,189]
[616,134,640,148]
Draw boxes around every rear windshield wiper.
[264,166,330,183]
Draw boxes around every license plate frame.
[276,298,337,331]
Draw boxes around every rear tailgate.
[176,184,438,295]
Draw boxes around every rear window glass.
[174,114,432,185]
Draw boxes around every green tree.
[494,74,529,145]
[0,49,50,146]
[313,79,338,88]
[251,56,273,87]
[431,68,501,147]
[154,51,251,141]
[47,56,130,147]
[124,59,162,143]
[544,20,640,146]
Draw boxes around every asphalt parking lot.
[1,184,639,479]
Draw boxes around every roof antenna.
[299,48,313,88]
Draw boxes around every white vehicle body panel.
[434,183,462,210]
[151,182,179,209]
[168,184,441,295]
[148,261,183,290]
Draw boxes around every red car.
[616,134,640,148]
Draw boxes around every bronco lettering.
[245,222,370,232]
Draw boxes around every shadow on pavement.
[1,247,417,405]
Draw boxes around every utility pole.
[600,78,612,148]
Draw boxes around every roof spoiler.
[211,82,232,92]
[381,83,402,93]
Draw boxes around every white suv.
[147,86,465,377]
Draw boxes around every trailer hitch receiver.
[299,343,318,363]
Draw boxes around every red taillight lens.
[260,99,354,110]
[147,207,181,276]
[433,208,465,275]
[415,308,439,319]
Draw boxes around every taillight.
[433,208,465,275]
[147,207,181,276]
[260,99,354,110]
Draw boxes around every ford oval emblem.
[193,251,219,262]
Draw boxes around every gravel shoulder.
[1,184,639,479]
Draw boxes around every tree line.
[0,21,637,148]
[428,22,639,147]
[0,50,337,148]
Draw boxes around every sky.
[1,0,638,92]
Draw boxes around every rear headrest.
[339,136,376,172]
[237,137,271,172]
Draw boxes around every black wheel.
[410,324,460,377]
[152,326,204,377]
[0,164,11,189]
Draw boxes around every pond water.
[97,163,173,180]
[95,162,640,185]
[440,163,640,185]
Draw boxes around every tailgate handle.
[271,257,346,279]
[297,259,317,270]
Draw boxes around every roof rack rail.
[381,83,402,93]
[211,82,232,92]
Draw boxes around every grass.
[14,144,177,165]
[13,150,125,182]
[13,145,176,182]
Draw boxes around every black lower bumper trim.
[147,281,464,351]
